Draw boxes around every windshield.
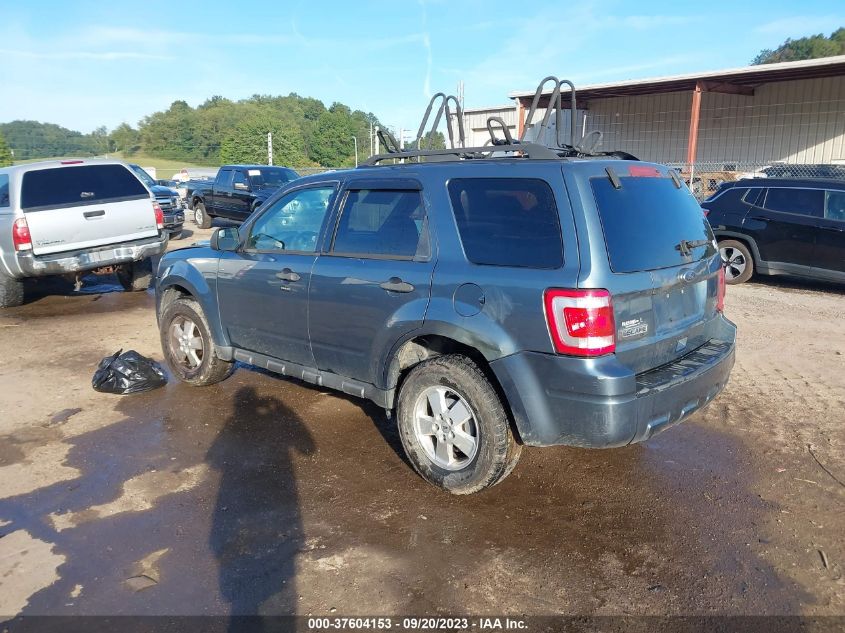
[591,174,716,273]
[247,167,299,189]
[129,164,156,188]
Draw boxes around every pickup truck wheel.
[397,354,522,495]
[194,202,212,229]
[0,271,25,308]
[718,239,754,284]
[116,259,153,292]
[159,297,234,386]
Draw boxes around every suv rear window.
[21,164,148,210]
[447,178,563,268]
[592,176,715,273]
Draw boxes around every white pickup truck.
[0,158,169,307]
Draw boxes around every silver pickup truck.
[0,159,169,307]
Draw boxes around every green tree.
[753,27,845,64]
[219,113,310,166]
[0,131,12,167]
[310,109,356,167]
[109,123,140,155]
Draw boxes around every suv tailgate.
[589,166,723,374]
[20,164,158,256]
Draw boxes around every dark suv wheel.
[718,239,754,284]
[159,296,234,385]
[194,202,212,229]
[397,354,521,494]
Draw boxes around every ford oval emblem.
[680,270,697,283]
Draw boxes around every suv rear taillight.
[152,200,164,230]
[544,289,615,356]
[12,218,32,252]
[716,267,726,313]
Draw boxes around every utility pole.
[351,135,358,167]
[369,121,373,157]
[375,126,380,155]
[267,131,273,165]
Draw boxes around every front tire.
[0,270,24,308]
[159,296,234,386]
[116,259,153,292]
[194,202,212,229]
[397,355,522,494]
[718,239,754,284]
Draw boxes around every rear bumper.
[13,233,168,278]
[490,317,737,448]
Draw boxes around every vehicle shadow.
[207,385,315,623]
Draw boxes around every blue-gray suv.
[155,144,736,494]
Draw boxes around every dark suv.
[155,147,736,494]
[703,178,845,284]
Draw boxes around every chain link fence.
[665,162,845,200]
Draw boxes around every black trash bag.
[92,349,167,395]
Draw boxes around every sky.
[1,0,844,136]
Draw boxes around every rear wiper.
[675,239,711,257]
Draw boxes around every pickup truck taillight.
[544,289,616,356]
[716,267,726,313]
[152,200,164,230]
[12,217,32,252]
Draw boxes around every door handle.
[275,268,301,282]
[83,210,105,218]
[380,277,415,293]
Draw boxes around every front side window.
[763,188,824,217]
[825,190,845,222]
[247,167,299,189]
[447,178,563,268]
[232,171,249,189]
[246,186,334,253]
[332,189,428,259]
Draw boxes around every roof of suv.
[729,177,845,190]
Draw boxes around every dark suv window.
[825,190,845,221]
[20,164,148,210]
[762,188,824,217]
[592,176,715,273]
[333,189,429,259]
[0,174,9,208]
[447,178,563,268]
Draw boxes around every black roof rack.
[364,76,637,166]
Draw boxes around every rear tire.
[397,354,522,494]
[194,202,212,229]
[159,296,234,386]
[0,271,24,308]
[117,259,153,292]
[718,239,754,285]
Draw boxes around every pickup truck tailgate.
[20,163,158,256]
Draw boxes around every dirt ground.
[0,226,843,619]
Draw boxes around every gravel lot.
[0,226,843,618]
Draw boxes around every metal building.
[454,56,845,180]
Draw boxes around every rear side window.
[825,190,845,221]
[447,178,563,268]
[763,188,824,217]
[592,176,715,273]
[0,174,9,208]
[217,169,234,189]
[20,165,148,210]
[333,189,429,259]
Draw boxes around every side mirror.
[211,227,239,251]
[234,182,250,191]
